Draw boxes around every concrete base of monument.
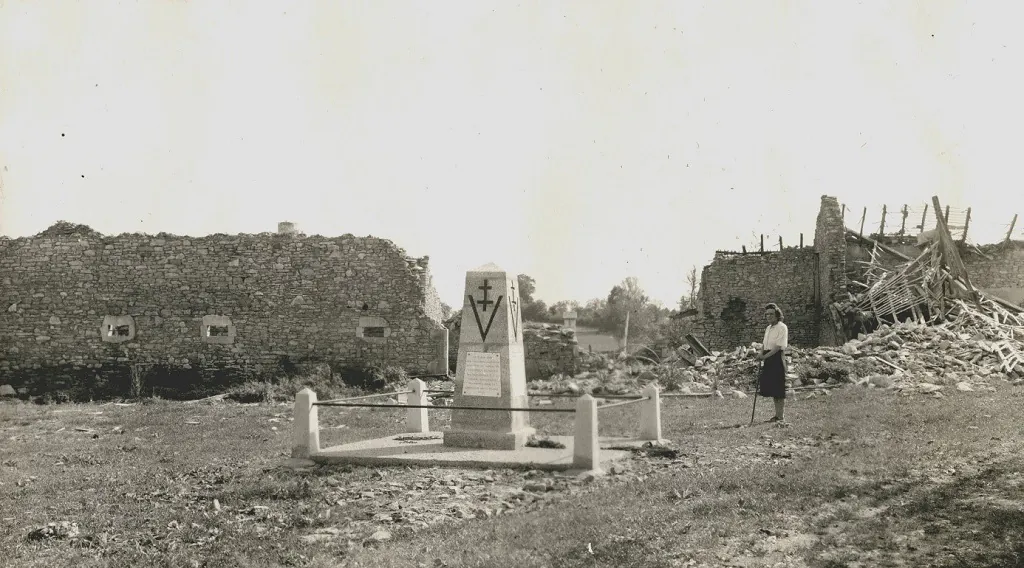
[441,427,536,451]
[312,433,633,472]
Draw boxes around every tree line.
[443,268,701,348]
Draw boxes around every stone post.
[562,311,578,331]
[291,388,319,458]
[639,384,663,442]
[573,394,600,472]
[406,378,429,433]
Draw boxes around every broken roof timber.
[847,228,1023,313]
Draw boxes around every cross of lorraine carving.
[509,278,520,340]
[468,278,503,342]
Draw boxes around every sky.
[2,1,1024,309]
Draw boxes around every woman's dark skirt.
[758,350,787,399]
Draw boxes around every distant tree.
[521,299,549,322]
[600,277,655,340]
[516,274,551,322]
[577,298,606,328]
[679,265,700,311]
[516,275,537,304]
[548,300,581,319]
[440,301,455,320]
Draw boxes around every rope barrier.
[424,390,647,400]
[312,401,576,413]
[597,397,649,411]
[317,390,413,404]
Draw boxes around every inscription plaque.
[461,352,502,398]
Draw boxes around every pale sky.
[2,1,1023,308]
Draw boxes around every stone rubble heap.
[530,313,1023,399]
[669,314,1024,395]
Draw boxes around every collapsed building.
[0,222,449,397]
[694,196,1024,354]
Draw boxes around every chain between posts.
[311,401,576,413]
[317,391,413,404]
[425,390,647,400]
[597,397,650,411]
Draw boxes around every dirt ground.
[2,384,1023,567]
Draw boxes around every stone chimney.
[813,195,847,346]
[278,221,297,235]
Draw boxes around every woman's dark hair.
[764,303,784,322]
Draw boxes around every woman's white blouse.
[762,322,789,351]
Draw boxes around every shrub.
[374,365,409,390]
[225,381,272,403]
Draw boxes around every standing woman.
[758,303,789,422]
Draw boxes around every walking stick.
[749,358,760,426]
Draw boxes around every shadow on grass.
[954,542,1024,568]
[799,461,1024,567]
[907,465,1024,567]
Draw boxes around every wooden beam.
[800,233,804,248]
[848,226,1021,312]
[845,230,913,261]
[920,204,929,232]
[961,207,971,242]
[899,204,908,235]
[760,234,764,253]
[779,236,783,250]
[1008,214,1018,243]
[943,271,1023,312]
[879,204,887,235]
[860,207,867,236]
[932,196,979,306]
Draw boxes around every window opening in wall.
[201,315,235,344]
[101,316,136,343]
[363,327,386,338]
[362,303,369,311]
[207,325,231,337]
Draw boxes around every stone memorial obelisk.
[443,263,534,450]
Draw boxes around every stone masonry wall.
[447,320,579,381]
[522,324,579,380]
[961,244,1024,304]
[696,249,819,351]
[0,225,447,397]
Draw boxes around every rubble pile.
[689,315,1023,395]
[530,305,1023,398]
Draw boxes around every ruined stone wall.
[0,227,447,397]
[814,196,848,345]
[696,249,819,351]
[447,320,579,381]
[961,244,1024,305]
[522,324,579,380]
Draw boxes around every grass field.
[2,384,1024,567]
